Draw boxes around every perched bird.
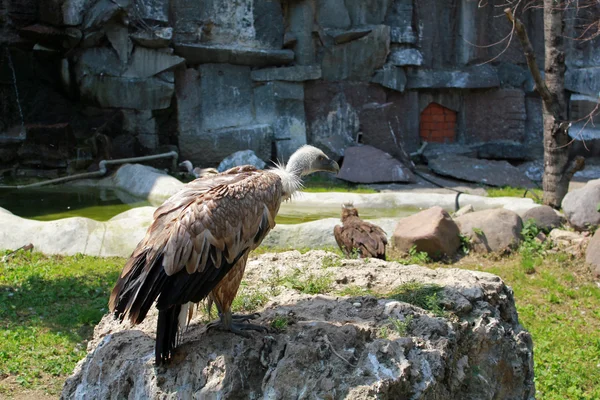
[109,145,339,365]
[333,203,388,260]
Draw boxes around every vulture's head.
[341,202,359,221]
[286,145,340,177]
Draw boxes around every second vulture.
[109,145,339,365]
[334,203,388,260]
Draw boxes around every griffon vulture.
[109,145,339,365]
[333,203,388,260]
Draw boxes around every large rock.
[250,65,322,82]
[179,124,273,167]
[217,150,266,172]
[475,141,535,162]
[565,67,600,96]
[428,154,535,188]
[337,145,415,184]
[585,229,600,277]
[522,205,563,233]
[391,206,461,259]
[561,179,600,231]
[321,25,390,81]
[549,229,590,258]
[388,48,423,66]
[79,74,175,110]
[385,0,415,44]
[174,43,294,67]
[288,0,316,65]
[464,90,527,143]
[371,66,407,92]
[130,27,173,48]
[197,64,254,131]
[455,209,523,254]
[315,0,351,29]
[406,65,500,89]
[305,81,387,159]
[61,251,534,400]
[0,206,154,257]
[255,82,307,161]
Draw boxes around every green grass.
[300,174,377,193]
[0,251,123,396]
[436,253,600,400]
[2,246,600,399]
[486,186,543,203]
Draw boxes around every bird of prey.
[109,145,339,365]
[333,203,388,260]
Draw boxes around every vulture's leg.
[206,257,268,336]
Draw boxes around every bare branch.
[503,8,555,109]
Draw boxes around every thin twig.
[323,335,356,367]
[1,243,33,263]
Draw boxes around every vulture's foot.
[206,312,268,337]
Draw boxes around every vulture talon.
[231,312,261,322]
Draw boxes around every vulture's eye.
[318,155,325,161]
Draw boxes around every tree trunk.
[541,0,571,208]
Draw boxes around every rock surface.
[585,230,600,277]
[337,145,415,184]
[428,154,535,188]
[455,209,523,254]
[217,150,266,172]
[521,205,563,233]
[391,206,461,259]
[61,251,535,400]
[561,179,600,231]
[548,229,590,258]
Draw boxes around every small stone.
[353,302,362,308]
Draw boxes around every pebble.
[353,302,362,308]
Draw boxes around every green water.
[0,187,417,224]
[0,186,151,222]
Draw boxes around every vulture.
[333,203,388,260]
[109,145,339,365]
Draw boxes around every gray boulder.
[217,150,266,172]
[585,229,600,277]
[321,25,390,81]
[522,205,563,233]
[250,65,322,82]
[391,206,461,259]
[428,154,535,188]
[371,66,406,92]
[561,179,600,231]
[388,48,423,66]
[406,65,500,89]
[337,145,415,184]
[61,251,534,400]
[455,209,523,254]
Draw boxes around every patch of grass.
[486,186,543,203]
[387,281,445,316]
[459,233,471,255]
[393,245,432,265]
[336,285,375,297]
[388,315,413,336]
[283,269,333,295]
[0,251,124,395]
[321,255,343,269]
[270,315,289,331]
[301,174,377,194]
[431,252,600,400]
[231,283,270,313]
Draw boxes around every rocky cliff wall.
[0,0,598,175]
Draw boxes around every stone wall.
[0,0,599,174]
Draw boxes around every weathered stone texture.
[60,251,535,400]
[321,25,390,81]
[305,82,387,158]
[391,206,461,259]
[455,209,524,254]
[464,89,526,143]
[337,145,415,183]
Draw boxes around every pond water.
[0,186,151,222]
[0,186,418,224]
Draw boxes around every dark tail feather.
[156,305,181,365]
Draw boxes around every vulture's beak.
[321,158,340,174]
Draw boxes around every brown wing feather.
[336,217,387,260]
[109,168,282,322]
